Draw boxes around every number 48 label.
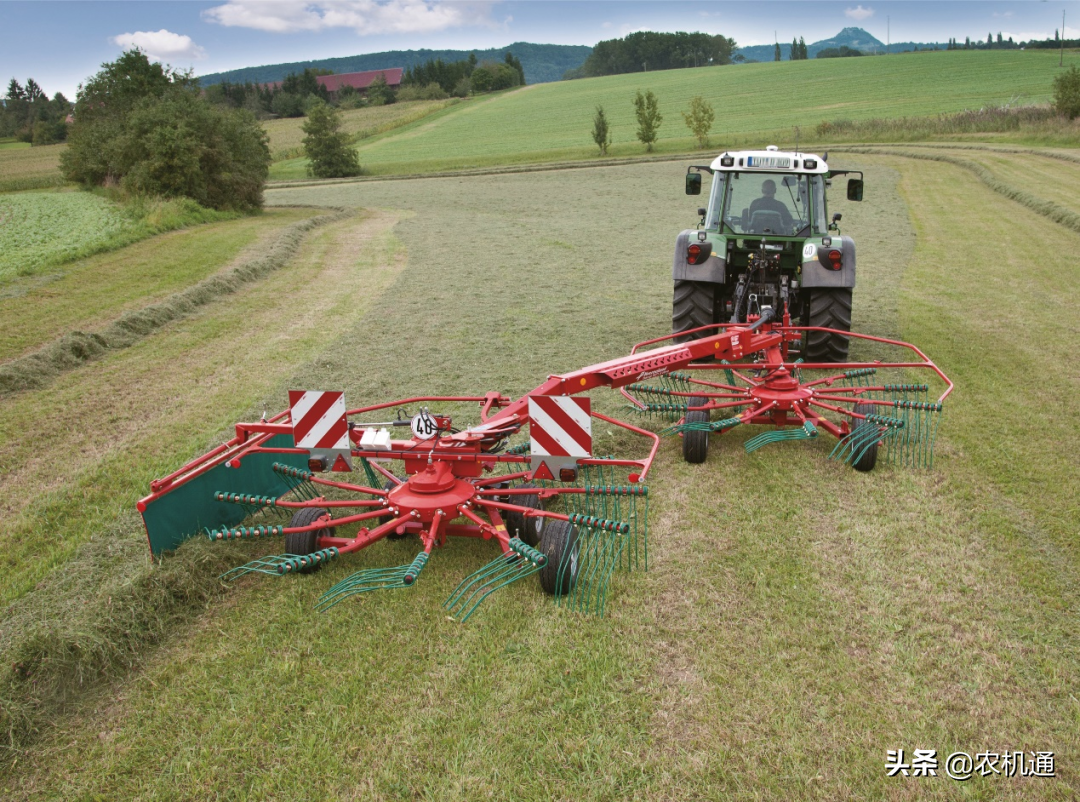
[411,409,439,440]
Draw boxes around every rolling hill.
[270,49,1064,178]
[197,42,592,87]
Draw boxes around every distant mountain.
[735,27,946,62]
[197,42,591,87]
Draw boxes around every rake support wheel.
[285,507,334,573]
[682,396,710,464]
[804,288,852,362]
[505,484,543,547]
[539,520,579,596]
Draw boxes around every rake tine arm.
[589,411,659,481]
[457,504,510,550]
[335,512,416,554]
[470,469,533,488]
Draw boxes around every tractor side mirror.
[686,173,702,195]
[847,178,864,201]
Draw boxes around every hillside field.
[0,143,1078,799]
[269,49,1076,178]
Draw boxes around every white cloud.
[111,29,207,61]
[992,12,1014,19]
[202,0,499,35]
[845,5,874,22]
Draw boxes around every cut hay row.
[839,145,1080,235]
[0,208,352,396]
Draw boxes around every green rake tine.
[444,539,545,622]
[720,359,736,388]
[743,421,818,454]
[212,491,281,516]
[272,462,319,500]
[358,457,384,493]
[662,416,742,436]
[207,523,286,542]
[220,548,339,581]
[315,550,431,612]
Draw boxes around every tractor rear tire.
[505,483,544,547]
[851,402,879,473]
[673,281,716,343]
[285,507,334,573]
[682,396,710,464]
[539,520,580,596]
[804,288,852,362]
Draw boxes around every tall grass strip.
[0,527,243,749]
[0,207,352,396]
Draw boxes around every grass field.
[1,142,1078,799]
[263,99,456,161]
[0,143,65,193]
[266,49,1076,178]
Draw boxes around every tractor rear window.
[709,172,825,237]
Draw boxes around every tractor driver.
[749,179,793,232]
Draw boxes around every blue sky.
[1,1,1076,99]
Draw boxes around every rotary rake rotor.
[622,315,952,470]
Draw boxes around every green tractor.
[674,146,863,361]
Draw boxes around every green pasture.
[0,207,319,363]
[0,143,65,192]
[0,191,133,280]
[269,49,1073,177]
[263,98,455,160]
[1,145,1078,799]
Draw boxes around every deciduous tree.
[61,49,270,209]
[303,99,361,178]
[633,89,662,151]
[1053,64,1080,119]
[592,105,612,155]
[681,95,714,148]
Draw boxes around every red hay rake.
[139,313,951,621]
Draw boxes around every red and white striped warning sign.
[528,396,591,458]
[288,390,349,450]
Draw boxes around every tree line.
[60,50,270,210]
[1,78,72,144]
[568,31,736,78]
[402,52,524,97]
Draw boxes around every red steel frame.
[139,320,952,559]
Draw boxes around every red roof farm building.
[264,69,403,100]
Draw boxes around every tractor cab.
[675,146,865,361]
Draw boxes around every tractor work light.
[804,158,818,169]
[720,154,735,167]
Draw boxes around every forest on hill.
[198,42,591,87]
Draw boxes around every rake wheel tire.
[505,483,543,547]
[285,507,334,573]
[682,396,710,465]
[851,402,879,473]
[804,288,852,363]
[673,280,716,343]
[539,520,580,596]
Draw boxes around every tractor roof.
[709,146,829,174]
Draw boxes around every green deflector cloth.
[140,434,307,556]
